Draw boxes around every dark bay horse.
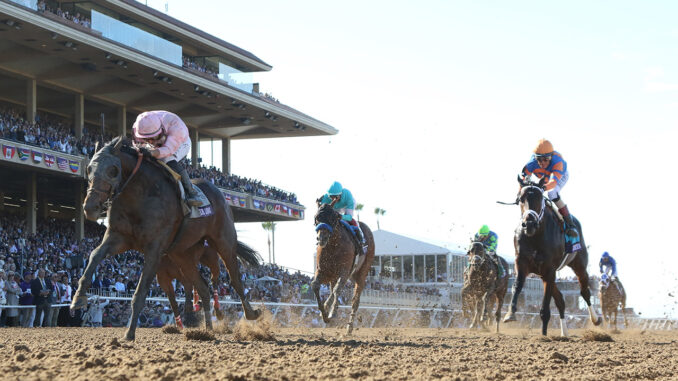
[465,242,509,332]
[503,177,601,336]
[156,240,224,328]
[71,137,261,340]
[599,276,628,330]
[312,203,375,334]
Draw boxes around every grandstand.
[0,0,337,235]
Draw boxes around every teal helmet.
[327,181,343,196]
[478,225,490,237]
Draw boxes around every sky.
[142,0,678,317]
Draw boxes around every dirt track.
[1,324,676,380]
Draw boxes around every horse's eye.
[107,166,119,179]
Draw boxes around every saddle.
[159,162,213,218]
[545,199,582,270]
[339,220,364,257]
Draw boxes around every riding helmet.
[533,139,554,157]
[327,181,343,196]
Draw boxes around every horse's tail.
[236,241,262,267]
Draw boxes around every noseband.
[521,186,546,225]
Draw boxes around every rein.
[111,150,144,202]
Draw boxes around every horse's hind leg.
[346,275,367,335]
[210,238,260,320]
[157,266,182,328]
[125,247,162,341]
[570,258,602,326]
[205,250,224,320]
[551,285,568,337]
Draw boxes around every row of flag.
[2,144,80,173]
[222,191,303,218]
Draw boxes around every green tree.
[261,221,277,264]
[374,207,386,230]
[355,203,364,221]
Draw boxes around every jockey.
[521,138,579,239]
[133,110,201,207]
[599,252,622,293]
[319,181,367,254]
[473,225,505,278]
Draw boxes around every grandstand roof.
[373,230,451,256]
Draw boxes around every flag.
[292,209,300,217]
[223,192,231,203]
[18,148,30,161]
[266,203,274,212]
[44,154,55,167]
[253,200,261,209]
[274,204,281,213]
[31,150,42,163]
[239,198,246,207]
[2,144,15,159]
[57,157,68,170]
[69,160,79,173]
[300,210,304,219]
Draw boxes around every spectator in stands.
[19,271,34,327]
[31,269,52,327]
[47,272,61,327]
[114,276,126,294]
[88,297,108,328]
[0,269,7,326]
[4,272,22,327]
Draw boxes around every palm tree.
[261,221,277,264]
[355,203,364,221]
[374,207,386,230]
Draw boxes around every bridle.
[468,242,488,268]
[520,185,546,225]
[86,148,144,206]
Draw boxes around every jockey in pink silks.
[132,110,201,207]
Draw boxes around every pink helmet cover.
[133,112,164,139]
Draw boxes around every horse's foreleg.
[570,259,601,326]
[72,234,128,310]
[551,285,568,337]
[125,250,161,341]
[346,278,366,335]
[504,269,526,322]
[323,280,337,317]
[311,277,329,324]
[540,275,555,336]
[622,294,629,328]
[329,275,349,320]
[470,298,480,329]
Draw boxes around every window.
[403,256,413,283]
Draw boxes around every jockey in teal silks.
[472,225,505,278]
[319,181,367,254]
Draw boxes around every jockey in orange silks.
[520,139,578,238]
[132,110,200,207]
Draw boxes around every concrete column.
[74,181,84,240]
[26,173,36,234]
[74,94,84,139]
[222,137,231,175]
[190,128,199,168]
[117,105,127,136]
[26,79,36,123]
[40,197,49,219]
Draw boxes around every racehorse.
[599,276,628,330]
[312,202,375,334]
[156,240,225,328]
[71,137,261,340]
[465,242,509,332]
[503,177,601,336]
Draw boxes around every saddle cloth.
[340,220,363,255]
[159,162,213,218]
[557,219,582,270]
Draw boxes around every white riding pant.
[161,139,191,164]
[546,170,569,201]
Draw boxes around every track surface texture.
[0,326,676,380]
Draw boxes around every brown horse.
[599,275,628,330]
[71,137,261,340]
[503,177,601,336]
[156,240,225,328]
[465,242,509,332]
[312,203,375,334]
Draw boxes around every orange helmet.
[533,139,554,157]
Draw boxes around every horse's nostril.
[522,222,527,228]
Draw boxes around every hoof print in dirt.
[582,330,614,342]
[184,329,215,341]
[162,325,181,334]
[549,351,568,363]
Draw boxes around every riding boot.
[355,224,368,255]
[558,205,579,239]
[179,169,201,207]
[491,253,505,278]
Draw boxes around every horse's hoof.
[123,334,135,342]
[594,317,603,326]
[245,308,261,321]
[70,295,88,310]
[215,310,225,321]
[503,313,516,323]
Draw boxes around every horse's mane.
[103,136,183,192]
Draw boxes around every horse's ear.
[113,137,124,153]
[517,174,525,187]
[538,176,547,188]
